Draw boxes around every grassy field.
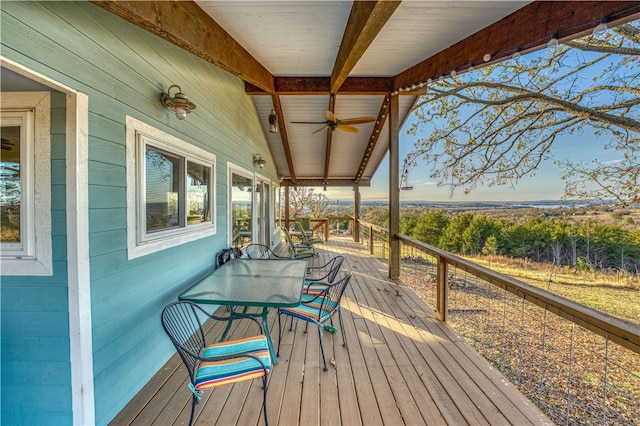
[467,254,640,326]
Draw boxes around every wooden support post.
[324,218,329,241]
[369,226,374,255]
[436,255,448,322]
[388,93,400,279]
[353,185,360,243]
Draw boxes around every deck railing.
[356,220,640,425]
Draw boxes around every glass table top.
[179,258,307,306]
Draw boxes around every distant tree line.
[363,207,640,274]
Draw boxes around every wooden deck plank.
[335,295,381,425]
[110,237,551,426]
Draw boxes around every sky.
[322,35,630,204]
[325,113,616,203]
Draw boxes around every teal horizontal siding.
[90,208,127,233]
[2,2,276,424]
[0,85,72,424]
[90,186,127,209]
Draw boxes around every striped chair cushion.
[279,302,333,324]
[303,280,329,295]
[194,335,271,391]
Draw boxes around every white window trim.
[1,91,52,276]
[272,183,281,248]
[126,115,216,259]
[2,56,94,425]
[227,162,255,247]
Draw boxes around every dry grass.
[0,227,20,242]
[468,255,640,326]
[399,257,640,426]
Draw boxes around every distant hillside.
[335,200,640,229]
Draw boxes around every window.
[126,116,215,259]
[229,168,253,247]
[0,92,52,276]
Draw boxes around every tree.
[413,209,449,245]
[306,190,330,218]
[482,235,499,256]
[363,206,388,227]
[438,213,473,253]
[461,215,502,255]
[407,21,640,206]
[284,186,329,218]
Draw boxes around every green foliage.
[439,213,473,253]
[400,209,640,273]
[482,235,499,256]
[413,209,449,245]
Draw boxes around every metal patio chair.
[304,254,345,295]
[277,273,352,371]
[161,301,271,425]
[244,243,289,259]
[281,226,316,259]
[292,220,323,245]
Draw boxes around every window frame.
[126,116,216,259]
[0,92,52,276]
[227,163,254,247]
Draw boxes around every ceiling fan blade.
[312,125,329,134]
[339,116,376,125]
[291,121,327,124]
[325,110,337,123]
[337,124,360,133]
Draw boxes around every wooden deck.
[111,237,551,426]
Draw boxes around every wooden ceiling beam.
[91,0,274,92]
[355,95,390,184]
[282,178,371,187]
[246,77,393,95]
[330,1,401,93]
[271,95,296,183]
[395,1,640,91]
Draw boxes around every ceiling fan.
[291,110,376,134]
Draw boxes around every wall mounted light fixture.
[253,154,267,168]
[268,110,278,133]
[160,85,196,120]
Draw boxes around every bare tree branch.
[407,20,640,205]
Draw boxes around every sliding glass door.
[228,166,273,247]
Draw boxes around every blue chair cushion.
[194,335,271,390]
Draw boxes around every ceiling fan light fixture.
[291,110,375,134]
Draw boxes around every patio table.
[178,258,306,364]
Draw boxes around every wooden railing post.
[369,225,374,255]
[354,187,360,243]
[324,218,329,241]
[436,255,448,322]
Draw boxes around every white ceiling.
[197,1,529,77]
[194,1,531,186]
